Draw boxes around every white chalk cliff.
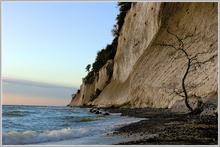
[69,2,218,111]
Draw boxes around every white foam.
[109,112,122,116]
[2,128,89,145]
[3,115,147,145]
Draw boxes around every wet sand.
[104,107,218,145]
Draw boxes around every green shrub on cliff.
[112,2,132,37]
[85,64,91,73]
[85,2,132,81]
[92,41,117,72]
[91,2,132,73]
[71,2,132,103]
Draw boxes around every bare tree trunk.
[153,28,215,113]
[153,29,196,112]
[181,54,194,112]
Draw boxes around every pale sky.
[2,1,119,106]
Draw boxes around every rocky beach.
[68,2,218,145]
[104,107,218,145]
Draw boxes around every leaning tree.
[153,28,215,114]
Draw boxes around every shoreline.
[102,107,218,145]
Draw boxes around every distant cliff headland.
[68,2,218,114]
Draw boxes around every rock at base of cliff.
[90,108,110,115]
[170,96,218,116]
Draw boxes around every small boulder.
[96,111,101,114]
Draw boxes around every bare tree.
[153,28,214,113]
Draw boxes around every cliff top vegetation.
[85,2,132,75]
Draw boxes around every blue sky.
[2,2,119,106]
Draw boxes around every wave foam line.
[2,128,89,145]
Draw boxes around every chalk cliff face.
[69,2,218,110]
[69,60,113,106]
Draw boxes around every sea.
[2,105,146,145]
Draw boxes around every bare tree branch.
[153,27,216,113]
[153,28,209,112]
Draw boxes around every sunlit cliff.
[69,2,218,113]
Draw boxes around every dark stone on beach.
[102,107,218,145]
[90,108,110,115]
[145,137,158,143]
[95,111,101,114]
[90,108,94,113]
[90,108,99,113]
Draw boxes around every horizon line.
[2,77,78,90]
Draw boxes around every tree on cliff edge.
[153,28,215,114]
[85,64,91,73]
[112,2,132,38]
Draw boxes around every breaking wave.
[2,128,89,145]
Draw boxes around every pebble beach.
[104,107,218,145]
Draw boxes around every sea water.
[2,105,145,145]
